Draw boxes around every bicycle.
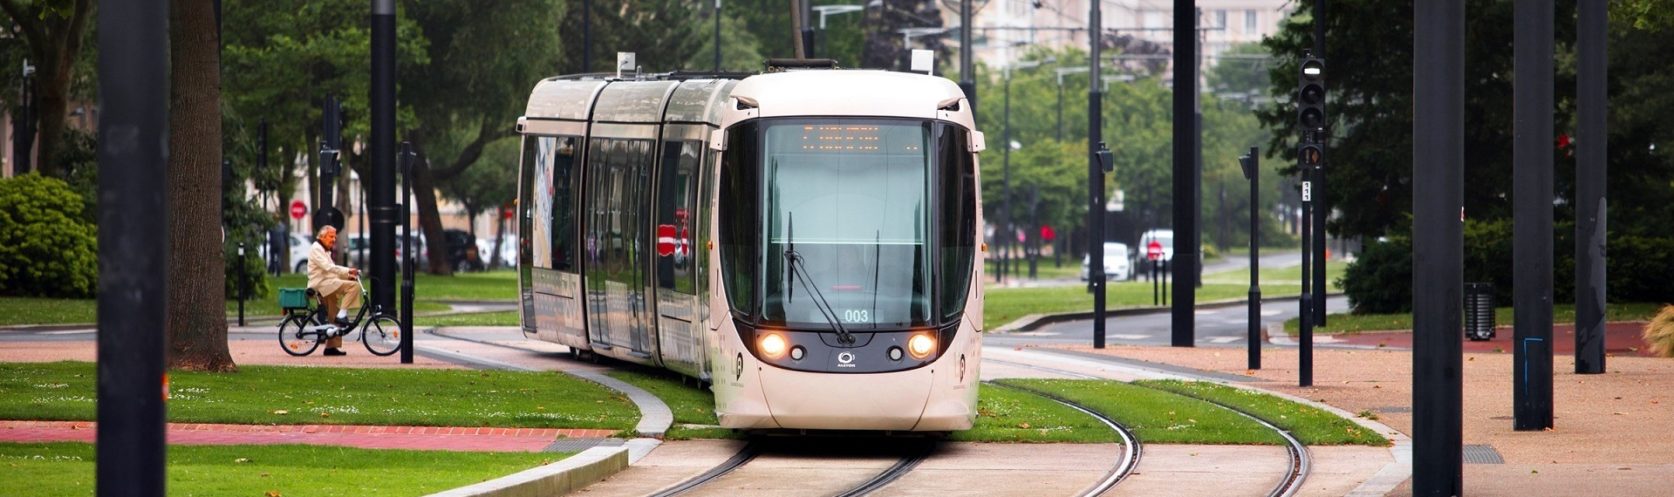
[276,280,404,356]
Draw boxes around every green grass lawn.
[601,369,1117,442]
[1282,302,1667,335]
[0,362,637,430]
[982,262,1345,328]
[423,310,522,327]
[1133,380,1387,446]
[1,272,512,327]
[0,442,562,497]
[956,384,1119,443]
[602,369,732,440]
[996,379,1284,445]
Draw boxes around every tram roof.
[729,70,971,122]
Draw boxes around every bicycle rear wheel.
[279,315,321,356]
[362,314,404,356]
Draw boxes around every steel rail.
[985,357,1310,497]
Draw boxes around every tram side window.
[936,125,976,321]
[656,140,702,293]
[718,123,760,316]
[519,136,537,269]
[551,136,578,272]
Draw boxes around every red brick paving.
[0,421,616,452]
[1331,321,1658,356]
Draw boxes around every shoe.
[334,318,353,329]
[323,348,347,356]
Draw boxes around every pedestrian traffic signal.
[1298,52,1326,133]
[1300,143,1324,167]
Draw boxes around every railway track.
[646,439,931,497]
[986,357,1310,497]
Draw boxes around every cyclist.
[308,225,362,356]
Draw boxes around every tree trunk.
[410,155,453,275]
[166,0,236,372]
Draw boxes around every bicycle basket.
[278,288,310,310]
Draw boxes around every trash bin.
[1464,282,1495,341]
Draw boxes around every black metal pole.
[582,0,591,72]
[1000,71,1013,284]
[1300,165,1313,386]
[1056,81,1064,142]
[1029,186,1039,279]
[1574,0,1608,375]
[96,0,167,493]
[960,0,977,123]
[400,142,416,364]
[317,95,340,230]
[713,0,722,72]
[1513,0,1555,431]
[1413,0,1466,493]
[1162,260,1168,306]
[370,0,398,314]
[802,0,816,58]
[1246,147,1261,370]
[1088,0,1106,350]
[238,243,247,327]
[1170,0,1197,347]
[1311,0,1328,326]
[1152,260,1159,305]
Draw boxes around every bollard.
[1465,282,1495,341]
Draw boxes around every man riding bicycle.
[309,226,361,356]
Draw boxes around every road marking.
[1109,334,1150,340]
[1261,310,1283,316]
[1206,336,1243,344]
[1194,310,1219,315]
[39,330,95,335]
[1013,331,1061,337]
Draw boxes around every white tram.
[516,63,986,431]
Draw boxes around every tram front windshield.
[719,118,977,332]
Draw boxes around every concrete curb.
[990,292,1346,333]
[424,445,630,497]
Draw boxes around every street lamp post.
[999,57,1054,283]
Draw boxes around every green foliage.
[0,174,96,298]
[1344,218,1674,313]
[1340,236,1412,314]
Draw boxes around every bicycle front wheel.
[279,315,321,356]
[362,314,405,356]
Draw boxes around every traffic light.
[1298,51,1325,134]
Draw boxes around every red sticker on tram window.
[656,224,677,257]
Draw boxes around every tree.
[438,136,518,266]
[860,0,946,71]
[401,0,560,274]
[0,0,91,178]
[167,0,235,372]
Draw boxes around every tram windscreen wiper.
[783,213,856,345]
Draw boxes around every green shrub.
[1341,236,1412,314]
[1342,218,1674,314]
[0,174,97,298]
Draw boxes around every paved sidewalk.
[1322,321,1654,356]
[0,420,615,452]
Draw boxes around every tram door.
[583,132,656,358]
[652,132,706,376]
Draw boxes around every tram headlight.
[758,333,788,359]
[907,333,936,360]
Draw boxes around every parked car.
[257,232,312,274]
[442,229,483,272]
[1080,242,1132,281]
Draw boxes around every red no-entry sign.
[1146,240,1164,261]
[290,200,307,220]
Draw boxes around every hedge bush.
[1343,219,1674,314]
[0,174,97,298]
